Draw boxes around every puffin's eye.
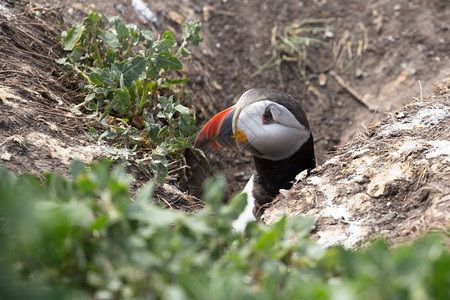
[262,107,274,123]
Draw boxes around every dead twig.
[329,71,374,111]
[157,193,175,210]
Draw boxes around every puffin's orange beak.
[195,105,237,149]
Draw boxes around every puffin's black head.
[195,88,314,162]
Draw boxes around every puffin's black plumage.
[252,134,315,218]
[195,88,316,228]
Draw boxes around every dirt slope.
[0,1,98,179]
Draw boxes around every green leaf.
[109,64,122,87]
[254,216,287,251]
[154,32,176,52]
[101,31,120,49]
[162,285,188,300]
[157,95,172,108]
[83,12,102,28]
[128,201,179,226]
[89,68,117,87]
[141,30,154,48]
[86,111,98,119]
[202,175,226,211]
[105,49,116,65]
[165,77,190,85]
[89,214,108,231]
[55,57,66,64]
[116,56,147,88]
[135,182,154,205]
[62,25,84,51]
[88,70,105,85]
[178,46,191,57]
[113,89,131,114]
[182,21,202,46]
[147,61,159,78]
[157,125,169,139]
[150,155,168,183]
[285,216,315,239]
[70,106,83,115]
[162,31,175,40]
[67,46,83,63]
[114,19,129,41]
[70,160,85,178]
[155,52,182,71]
[192,148,211,172]
[100,97,117,120]
[223,192,248,220]
[176,115,193,135]
[85,92,96,101]
[174,104,190,115]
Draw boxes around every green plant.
[0,162,449,299]
[332,23,368,71]
[57,13,203,184]
[253,19,333,86]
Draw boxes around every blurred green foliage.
[0,162,448,299]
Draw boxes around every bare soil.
[1,0,449,238]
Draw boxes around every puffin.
[195,89,316,231]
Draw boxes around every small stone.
[115,4,125,15]
[234,171,247,181]
[279,189,290,197]
[294,169,308,183]
[325,31,334,38]
[168,11,185,24]
[318,73,327,86]
[1,152,12,161]
[203,6,213,21]
[355,68,363,78]
[396,112,406,119]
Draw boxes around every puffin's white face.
[233,100,311,161]
[195,89,313,162]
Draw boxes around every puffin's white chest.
[232,174,256,231]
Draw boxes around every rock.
[131,0,159,27]
[1,151,12,161]
[262,79,450,248]
[318,73,327,86]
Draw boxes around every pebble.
[325,31,334,38]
